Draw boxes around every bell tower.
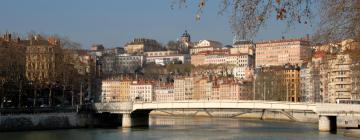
[180,30,191,43]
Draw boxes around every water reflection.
[0,116,358,140]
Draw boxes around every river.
[0,116,358,140]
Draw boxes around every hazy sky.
[0,0,317,48]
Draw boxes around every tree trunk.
[49,86,52,106]
[33,89,37,107]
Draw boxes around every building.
[145,50,190,65]
[300,52,322,103]
[145,50,179,57]
[101,54,116,75]
[146,54,190,65]
[282,64,301,102]
[25,35,61,82]
[190,40,222,55]
[103,47,125,55]
[327,54,352,103]
[230,40,255,55]
[180,30,191,43]
[314,40,358,103]
[124,38,163,54]
[155,83,174,102]
[101,79,121,102]
[191,49,254,79]
[174,76,196,100]
[90,44,105,57]
[255,39,310,67]
[129,80,154,102]
[115,54,144,74]
[119,79,132,101]
[191,50,230,66]
[217,78,253,100]
[193,78,212,100]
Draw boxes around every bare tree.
[174,0,360,44]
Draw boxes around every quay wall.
[0,113,121,131]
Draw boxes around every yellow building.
[124,38,163,54]
[119,80,132,101]
[282,65,301,102]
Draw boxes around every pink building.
[255,39,310,67]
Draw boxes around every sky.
[0,0,318,48]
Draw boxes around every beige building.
[124,38,163,54]
[174,77,196,100]
[193,78,212,100]
[101,79,121,102]
[190,40,222,55]
[327,54,353,103]
[231,40,255,55]
[218,79,252,100]
[255,39,310,67]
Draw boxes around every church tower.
[180,30,191,43]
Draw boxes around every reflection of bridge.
[94,100,360,132]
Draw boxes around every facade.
[146,54,190,65]
[314,40,358,103]
[25,36,60,82]
[124,38,163,54]
[119,80,132,101]
[145,50,178,57]
[190,40,222,55]
[193,78,212,100]
[282,65,301,102]
[115,54,144,74]
[327,54,352,103]
[129,81,154,102]
[219,80,241,100]
[155,83,174,102]
[174,77,195,100]
[255,39,310,67]
[101,79,121,102]
[300,54,322,103]
[231,40,255,55]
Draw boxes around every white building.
[146,54,190,65]
[300,62,321,103]
[129,81,154,102]
[155,84,175,102]
[115,54,144,73]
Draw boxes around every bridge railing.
[315,103,360,115]
[131,100,317,112]
[94,102,133,113]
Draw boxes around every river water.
[0,116,358,140]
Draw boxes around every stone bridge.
[94,100,360,132]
